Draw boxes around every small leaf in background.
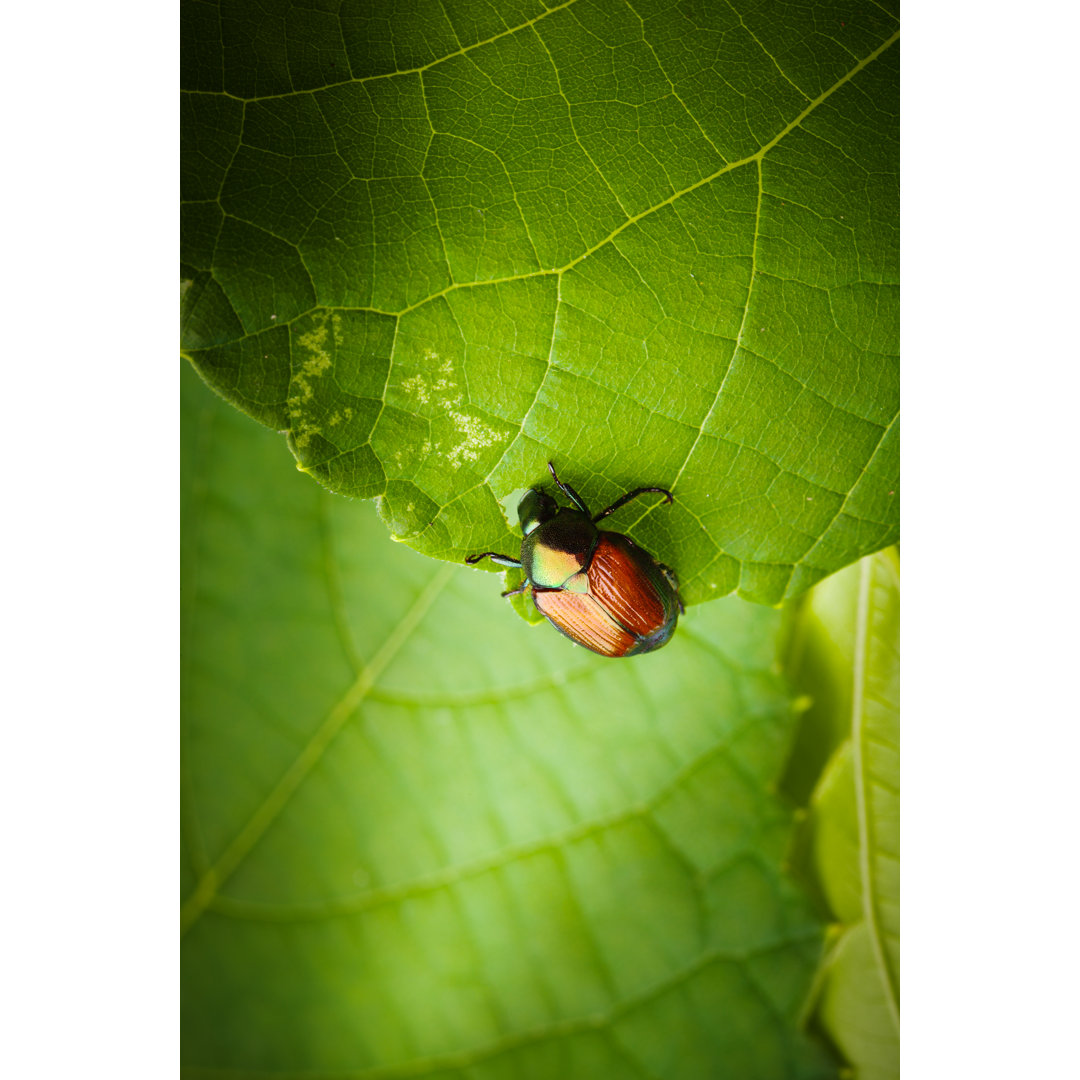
[181,363,840,1077]
[783,549,899,1079]
[181,0,899,606]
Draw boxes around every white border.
[3,2,177,1074]
[906,3,1079,1076]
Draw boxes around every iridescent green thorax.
[521,509,599,589]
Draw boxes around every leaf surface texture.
[181,0,900,605]
[181,363,839,1077]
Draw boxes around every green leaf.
[815,924,898,1080]
[783,549,899,1078]
[181,362,839,1077]
[181,0,899,606]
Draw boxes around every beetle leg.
[547,461,591,515]
[592,486,674,522]
[465,552,522,569]
[501,581,531,598]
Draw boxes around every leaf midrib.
[180,563,455,935]
[187,694,779,926]
[184,29,899,331]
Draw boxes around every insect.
[466,462,683,657]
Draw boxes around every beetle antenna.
[592,486,674,522]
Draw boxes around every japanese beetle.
[466,462,683,657]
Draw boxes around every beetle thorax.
[521,509,599,590]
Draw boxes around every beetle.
[466,462,683,657]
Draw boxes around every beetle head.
[518,488,558,535]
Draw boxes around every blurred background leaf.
[782,549,899,1079]
[181,362,841,1077]
[181,0,899,606]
